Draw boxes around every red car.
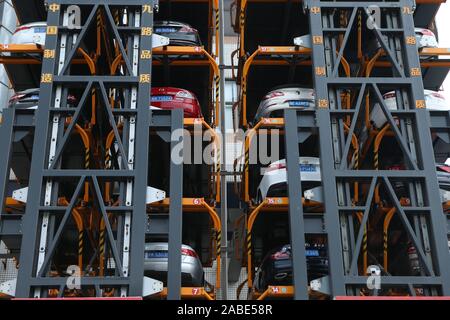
[150,87,202,118]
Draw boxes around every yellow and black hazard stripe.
[216,147,221,179]
[105,147,111,169]
[362,226,368,258]
[244,148,249,172]
[216,230,221,257]
[85,148,90,169]
[246,232,252,254]
[114,9,120,26]
[99,227,106,258]
[240,10,245,28]
[353,149,359,170]
[78,229,84,257]
[214,75,220,103]
[215,9,219,32]
[374,152,379,170]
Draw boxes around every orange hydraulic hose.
[201,199,222,290]
[77,48,97,125]
[233,213,246,259]
[214,0,220,57]
[240,48,260,126]
[104,124,123,200]
[244,120,263,203]
[373,124,391,204]
[246,199,268,288]
[74,124,91,203]
[59,198,84,271]
[111,53,122,75]
[202,119,221,202]
[355,212,368,274]
[239,0,247,59]
[365,49,383,130]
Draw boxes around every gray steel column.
[284,109,309,300]
[218,0,228,300]
[0,109,14,214]
[15,4,60,297]
[306,0,346,296]
[128,3,154,296]
[399,0,450,294]
[0,0,16,110]
[167,108,183,300]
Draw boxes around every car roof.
[15,88,40,95]
[19,21,47,27]
[154,20,193,27]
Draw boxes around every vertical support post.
[0,109,15,214]
[15,5,60,297]
[218,0,228,300]
[167,108,184,300]
[284,109,309,300]
[398,0,450,295]
[306,0,346,296]
[128,2,154,296]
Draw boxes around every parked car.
[144,242,204,287]
[8,88,77,109]
[253,243,328,292]
[369,27,438,58]
[10,22,169,48]
[253,86,315,123]
[154,21,202,46]
[436,163,450,203]
[10,22,47,46]
[256,157,322,203]
[150,87,202,118]
[370,90,449,130]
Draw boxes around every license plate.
[288,100,310,107]
[305,249,319,257]
[155,27,177,33]
[151,95,173,102]
[300,164,316,172]
[145,251,168,259]
[34,27,46,33]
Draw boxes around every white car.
[371,90,449,129]
[256,157,323,203]
[415,28,438,49]
[253,87,315,123]
[9,22,170,48]
[10,22,47,46]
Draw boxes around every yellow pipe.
[383,207,396,271]
[59,198,84,272]
[244,120,263,203]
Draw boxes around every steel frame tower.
[285,0,450,297]
[8,0,160,298]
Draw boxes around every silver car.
[253,86,315,124]
[144,242,204,287]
